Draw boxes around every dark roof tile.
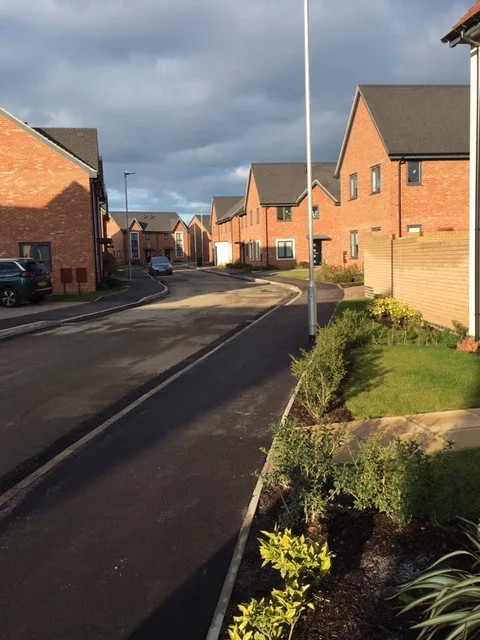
[110,211,184,233]
[34,128,100,171]
[251,163,339,205]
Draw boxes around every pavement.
[0,268,291,492]
[0,268,167,337]
[0,273,342,640]
[335,408,480,461]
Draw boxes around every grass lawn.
[333,297,370,318]
[48,285,129,303]
[272,269,311,280]
[344,345,480,418]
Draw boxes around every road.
[0,270,342,640]
[0,268,287,490]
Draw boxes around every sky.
[0,0,473,220]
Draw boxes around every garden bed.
[222,488,463,640]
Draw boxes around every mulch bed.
[221,488,464,640]
[288,396,354,426]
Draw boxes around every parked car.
[0,258,53,307]
[149,256,173,276]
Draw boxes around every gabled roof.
[442,1,480,43]
[190,214,211,233]
[110,211,186,233]
[335,85,469,176]
[212,196,243,223]
[219,197,245,223]
[250,163,340,205]
[0,107,98,177]
[35,128,100,171]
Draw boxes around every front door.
[145,248,152,263]
[313,240,322,266]
[165,248,172,261]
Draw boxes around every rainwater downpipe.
[398,157,406,238]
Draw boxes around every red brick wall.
[339,96,469,268]
[239,173,340,268]
[189,219,212,262]
[0,114,97,293]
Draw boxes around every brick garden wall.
[365,231,469,329]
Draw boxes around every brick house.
[334,85,469,266]
[188,214,212,264]
[236,163,340,269]
[210,196,243,265]
[0,108,107,293]
[107,211,190,263]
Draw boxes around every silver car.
[149,256,173,276]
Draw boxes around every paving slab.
[407,409,480,433]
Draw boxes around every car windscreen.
[152,258,169,264]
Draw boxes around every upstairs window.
[256,208,260,224]
[175,232,184,257]
[350,230,359,259]
[371,165,381,194]
[349,174,358,200]
[277,206,292,222]
[312,206,319,219]
[408,161,422,186]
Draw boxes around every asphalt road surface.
[0,271,342,640]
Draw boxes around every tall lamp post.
[124,170,135,280]
[304,0,317,342]
[200,209,204,265]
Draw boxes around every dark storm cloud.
[0,0,472,214]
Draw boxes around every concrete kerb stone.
[0,283,169,342]
[191,266,302,298]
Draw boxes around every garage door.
[214,242,232,266]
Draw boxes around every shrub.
[298,261,310,269]
[229,529,332,640]
[367,296,422,329]
[335,442,480,526]
[263,420,346,526]
[260,527,332,586]
[397,522,480,640]
[452,319,469,340]
[292,311,372,420]
[225,263,234,268]
[96,280,109,291]
[317,263,364,284]
[335,438,430,526]
[104,276,124,289]
[102,251,119,275]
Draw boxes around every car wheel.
[29,296,45,304]
[1,287,21,308]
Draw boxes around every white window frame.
[350,230,359,259]
[407,224,422,234]
[312,205,319,219]
[276,239,295,260]
[349,174,358,200]
[175,231,184,258]
[371,165,381,194]
[255,240,261,261]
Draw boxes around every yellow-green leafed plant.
[259,527,332,586]
[228,585,312,640]
[368,296,422,329]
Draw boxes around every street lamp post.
[200,209,204,265]
[304,0,317,343]
[124,170,135,280]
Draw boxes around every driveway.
[0,277,342,640]
[0,269,289,490]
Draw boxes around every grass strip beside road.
[48,285,129,302]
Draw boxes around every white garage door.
[215,242,232,266]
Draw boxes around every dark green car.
[0,259,53,308]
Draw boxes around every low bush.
[397,522,480,640]
[367,296,422,329]
[452,319,469,340]
[298,261,310,269]
[317,263,364,284]
[96,280,109,291]
[335,441,480,526]
[292,310,373,420]
[228,528,332,640]
[104,275,124,289]
[102,251,119,276]
[263,420,346,527]
[256,265,280,271]
[225,263,234,269]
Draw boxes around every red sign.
[76,268,88,283]
[60,268,73,284]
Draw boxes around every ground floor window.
[19,242,52,271]
[350,230,359,259]
[175,232,184,258]
[255,240,261,261]
[276,239,295,260]
[407,224,422,234]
